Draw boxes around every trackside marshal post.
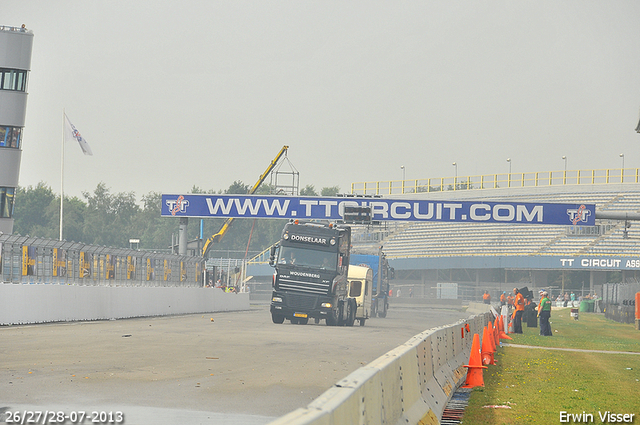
[161,194,596,226]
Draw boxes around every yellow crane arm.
[202,145,289,257]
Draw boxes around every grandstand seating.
[350,188,640,259]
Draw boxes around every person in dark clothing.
[513,287,525,334]
[538,291,552,336]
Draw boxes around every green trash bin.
[587,300,595,312]
[579,300,589,312]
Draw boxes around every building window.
[0,187,16,218]
[0,126,22,148]
[0,68,28,91]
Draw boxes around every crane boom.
[201,145,290,257]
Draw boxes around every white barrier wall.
[0,284,249,325]
[269,312,492,425]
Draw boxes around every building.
[0,24,33,234]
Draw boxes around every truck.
[269,220,357,326]
[346,265,373,326]
[350,252,392,318]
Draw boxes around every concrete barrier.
[466,301,494,314]
[269,311,492,425]
[0,284,249,325]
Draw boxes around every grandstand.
[375,190,640,258]
[346,180,640,299]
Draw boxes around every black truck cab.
[269,220,353,325]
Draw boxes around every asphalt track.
[0,302,472,425]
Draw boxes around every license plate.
[293,313,308,318]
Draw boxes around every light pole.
[452,162,457,189]
[562,156,567,185]
[400,165,405,193]
[506,158,511,187]
[620,153,625,182]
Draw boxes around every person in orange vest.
[500,291,506,306]
[482,290,491,304]
[507,293,514,308]
[513,287,525,334]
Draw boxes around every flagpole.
[60,111,64,241]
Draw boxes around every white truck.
[347,265,373,326]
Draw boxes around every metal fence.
[601,282,640,305]
[0,234,204,287]
[351,167,640,195]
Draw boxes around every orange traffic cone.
[463,333,487,388]
[490,320,499,347]
[481,326,496,365]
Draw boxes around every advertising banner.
[559,256,640,270]
[180,261,186,282]
[105,255,116,280]
[22,246,36,276]
[53,248,67,277]
[147,258,155,281]
[127,256,136,280]
[161,194,596,226]
[164,259,171,281]
[79,252,91,278]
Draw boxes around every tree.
[255,183,275,194]
[226,181,249,194]
[321,186,340,196]
[13,182,57,236]
[44,195,87,242]
[300,185,318,196]
[82,182,140,247]
[131,191,177,250]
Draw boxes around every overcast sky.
[4,1,640,200]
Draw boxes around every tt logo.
[567,205,591,225]
[166,195,189,216]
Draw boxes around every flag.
[64,114,93,156]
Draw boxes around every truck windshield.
[278,246,337,270]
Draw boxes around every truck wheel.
[359,318,366,326]
[326,310,338,326]
[271,313,285,324]
[314,318,320,324]
[327,303,341,326]
[337,301,345,326]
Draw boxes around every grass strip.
[461,308,640,424]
